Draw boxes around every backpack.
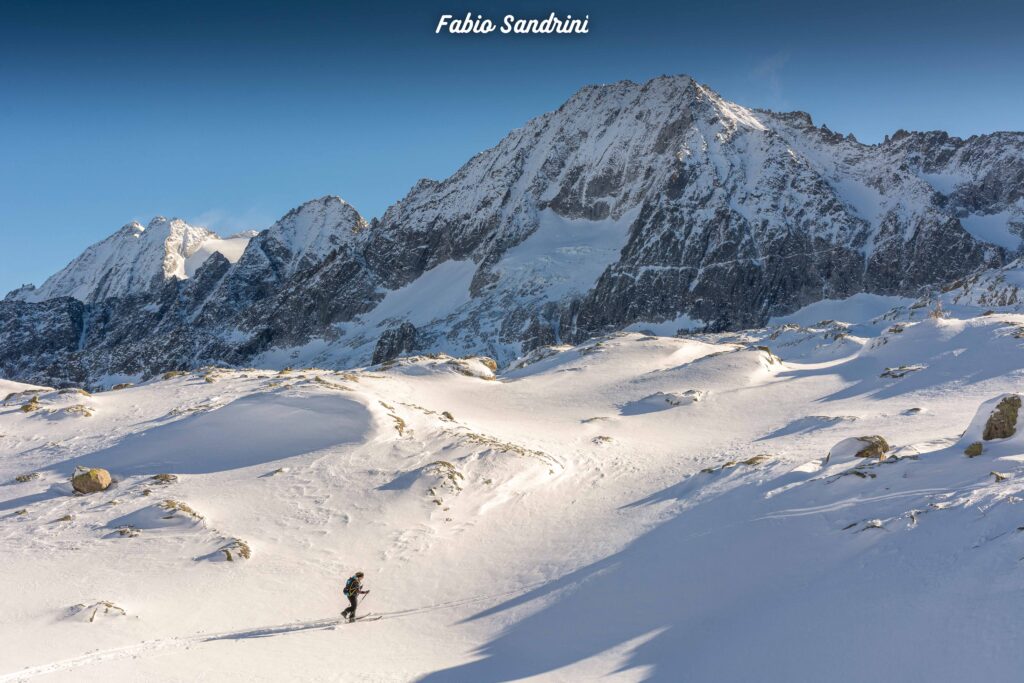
[344,576,359,596]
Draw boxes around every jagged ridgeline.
[2,75,1022,386]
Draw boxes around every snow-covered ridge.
[7,195,366,306]
[8,217,254,304]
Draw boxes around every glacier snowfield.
[2,300,1024,681]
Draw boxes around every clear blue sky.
[2,0,1022,294]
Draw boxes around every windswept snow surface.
[3,306,1024,681]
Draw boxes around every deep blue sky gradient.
[2,0,1022,293]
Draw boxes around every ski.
[338,612,381,625]
[352,615,382,623]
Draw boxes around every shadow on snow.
[417,459,1021,682]
[47,393,372,477]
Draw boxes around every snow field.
[2,302,1024,681]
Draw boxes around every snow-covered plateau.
[2,294,1024,681]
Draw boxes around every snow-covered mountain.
[7,218,255,304]
[2,74,1022,387]
[234,195,366,282]
[3,297,1024,681]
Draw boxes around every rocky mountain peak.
[239,195,367,281]
[10,216,230,304]
[1,74,1021,386]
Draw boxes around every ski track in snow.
[0,584,549,681]
[757,487,955,519]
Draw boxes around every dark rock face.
[372,323,418,364]
[0,297,88,385]
[2,75,1022,386]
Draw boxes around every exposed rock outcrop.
[983,394,1021,440]
[826,436,890,464]
[372,322,418,364]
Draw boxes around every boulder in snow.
[983,394,1021,440]
[666,390,704,406]
[449,356,497,379]
[701,454,773,474]
[756,346,781,364]
[826,436,890,464]
[622,390,704,415]
[69,600,127,623]
[953,395,1023,455]
[426,460,465,494]
[19,395,41,413]
[72,467,112,494]
[63,404,94,417]
[159,499,204,521]
[220,538,251,562]
[880,364,925,379]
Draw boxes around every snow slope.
[3,300,1024,681]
